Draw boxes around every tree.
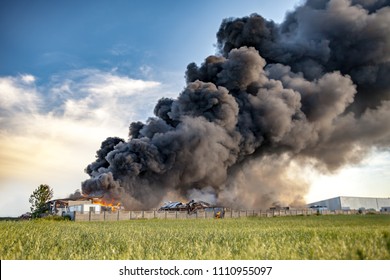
[29,184,53,218]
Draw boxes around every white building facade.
[307,196,390,211]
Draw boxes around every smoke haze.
[81,0,390,209]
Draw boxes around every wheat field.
[1,215,389,260]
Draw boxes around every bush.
[40,215,71,222]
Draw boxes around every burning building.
[47,196,122,219]
[78,0,390,211]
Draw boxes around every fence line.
[73,209,388,221]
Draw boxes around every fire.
[92,198,121,211]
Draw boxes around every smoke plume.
[81,0,390,209]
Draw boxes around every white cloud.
[0,69,171,216]
[74,69,160,96]
[0,75,40,111]
[20,74,36,84]
[56,70,161,126]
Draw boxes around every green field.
[1,215,389,260]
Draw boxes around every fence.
[72,208,384,221]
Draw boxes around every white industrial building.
[307,196,390,211]
[47,198,105,220]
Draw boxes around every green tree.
[29,184,53,218]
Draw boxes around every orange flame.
[92,198,121,211]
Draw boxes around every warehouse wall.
[308,196,390,211]
[307,197,341,210]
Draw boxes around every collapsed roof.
[159,200,212,213]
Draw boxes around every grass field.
[1,215,389,260]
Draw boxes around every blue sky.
[0,0,298,81]
[1,0,389,217]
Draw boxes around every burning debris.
[158,200,212,213]
[79,0,390,210]
[159,200,225,218]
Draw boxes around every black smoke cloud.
[216,0,390,113]
[81,0,390,209]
